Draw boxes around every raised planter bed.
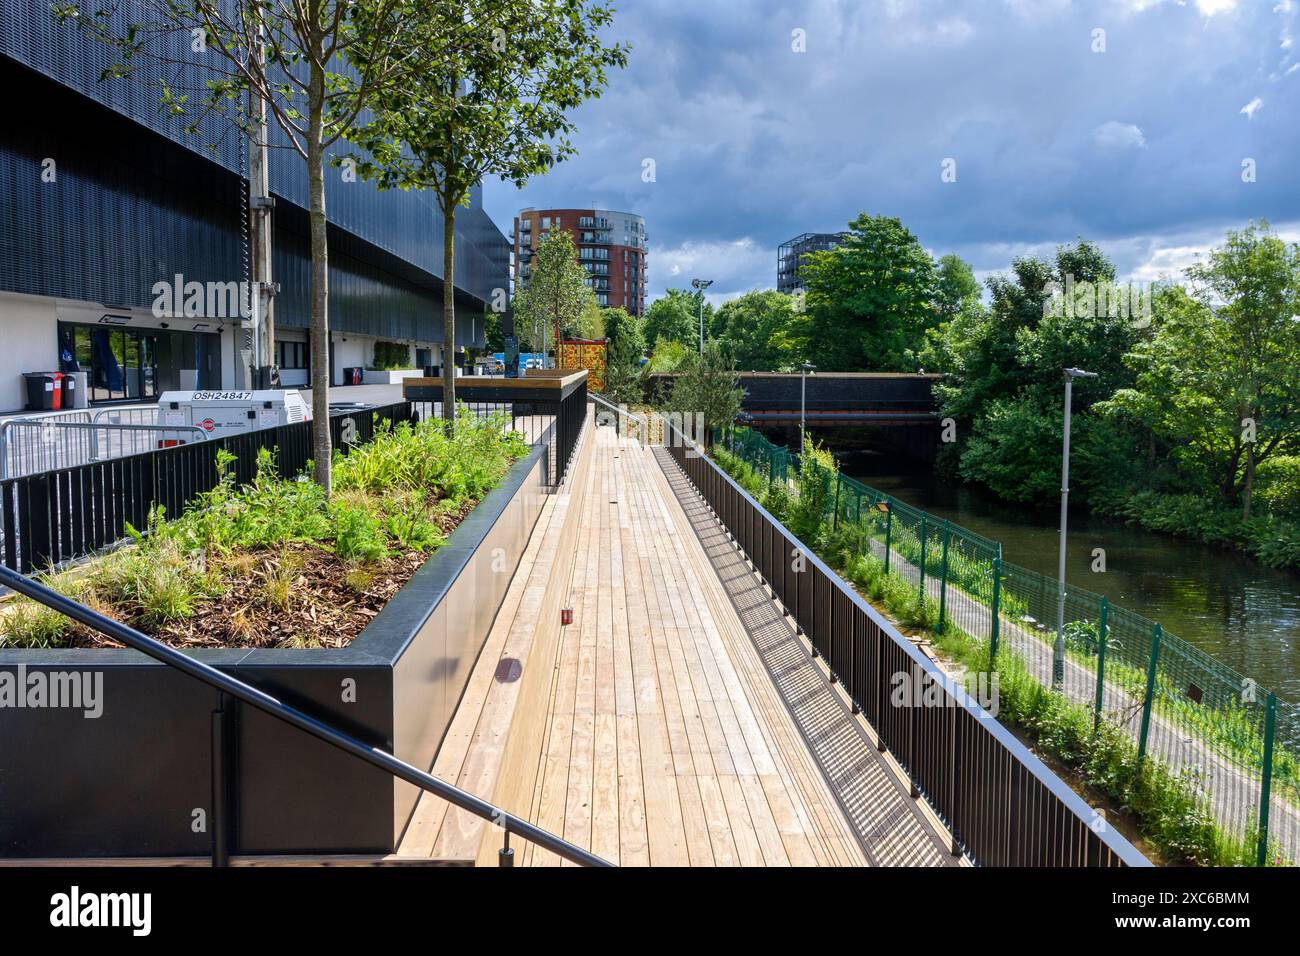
[0,441,549,859]
[362,368,424,386]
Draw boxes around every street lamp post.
[800,361,816,447]
[1054,367,1099,688]
[691,278,713,354]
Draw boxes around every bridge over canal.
[647,372,941,426]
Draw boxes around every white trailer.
[156,390,309,439]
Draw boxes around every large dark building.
[777,232,849,295]
[513,208,647,318]
[0,3,510,409]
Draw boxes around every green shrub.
[333,505,389,564]
[1098,488,1300,570]
[1256,456,1300,519]
[91,536,217,627]
[371,341,412,370]
[1,597,73,647]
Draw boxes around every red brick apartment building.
[512,208,647,318]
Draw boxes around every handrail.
[660,420,1150,866]
[0,564,612,868]
[589,391,646,426]
[589,391,662,442]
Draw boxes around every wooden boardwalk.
[398,421,942,866]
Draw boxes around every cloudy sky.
[482,0,1300,305]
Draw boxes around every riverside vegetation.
[711,435,1289,866]
[0,410,528,650]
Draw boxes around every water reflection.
[838,448,1300,699]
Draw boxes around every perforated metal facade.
[0,1,509,344]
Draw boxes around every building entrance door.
[61,323,218,403]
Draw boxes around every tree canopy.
[801,213,938,371]
[645,288,712,349]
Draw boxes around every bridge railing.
[666,422,1149,866]
[715,425,1298,867]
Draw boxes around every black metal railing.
[663,426,1150,867]
[0,401,410,574]
[408,377,586,487]
[0,563,609,867]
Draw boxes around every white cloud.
[650,237,772,306]
[1240,95,1265,117]
[1112,0,1237,14]
[1195,0,1239,15]
[1093,120,1148,149]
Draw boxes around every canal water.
[836,448,1300,700]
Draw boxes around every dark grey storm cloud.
[482,0,1300,302]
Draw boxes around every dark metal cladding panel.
[0,1,510,323]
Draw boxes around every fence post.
[833,473,842,529]
[1093,596,1108,735]
[1136,623,1162,767]
[937,520,951,635]
[883,499,893,575]
[1092,598,1112,733]
[918,515,928,604]
[1257,691,1277,867]
[989,551,1002,663]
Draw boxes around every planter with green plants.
[0,410,549,860]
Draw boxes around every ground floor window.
[277,340,308,370]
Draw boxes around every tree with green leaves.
[932,241,1147,503]
[800,213,937,371]
[601,307,644,403]
[57,0,472,492]
[350,0,627,418]
[665,340,743,448]
[1103,222,1300,518]
[645,288,711,349]
[934,253,982,323]
[645,336,690,374]
[714,289,806,370]
[570,297,606,341]
[483,305,505,353]
[512,229,597,362]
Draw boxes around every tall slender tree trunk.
[307,58,332,494]
[442,204,456,422]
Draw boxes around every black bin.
[22,372,58,411]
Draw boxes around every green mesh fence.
[715,426,1300,865]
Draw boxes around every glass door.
[62,324,161,404]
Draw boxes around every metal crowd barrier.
[0,416,208,479]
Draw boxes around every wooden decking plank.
[405,422,878,867]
